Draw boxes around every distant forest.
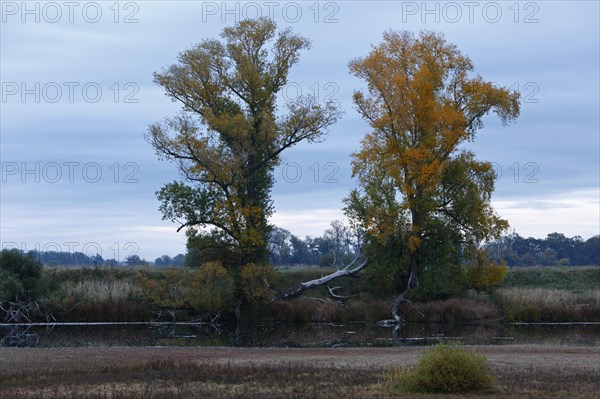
[483,232,599,267]
[10,230,600,268]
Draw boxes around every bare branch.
[327,285,360,300]
[275,259,368,301]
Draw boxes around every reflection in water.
[0,324,40,347]
[1,322,598,348]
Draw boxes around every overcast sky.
[1,1,599,261]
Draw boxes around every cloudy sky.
[1,1,598,261]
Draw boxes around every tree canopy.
[344,30,520,318]
[146,18,341,267]
[0,249,43,302]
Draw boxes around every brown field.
[1,345,599,398]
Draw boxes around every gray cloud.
[1,1,598,259]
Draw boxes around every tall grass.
[41,267,153,322]
[494,287,600,322]
[48,280,142,304]
[33,265,600,323]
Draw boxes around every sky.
[1,1,599,261]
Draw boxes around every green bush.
[241,263,277,302]
[387,343,495,393]
[138,262,235,314]
[0,249,43,301]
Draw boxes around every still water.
[1,322,598,348]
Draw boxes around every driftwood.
[377,261,419,325]
[275,257,368,301]
[0,299,55,347]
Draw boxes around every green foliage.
[360,234,408,298]
[147,18,341,267]
[408,223,465,301]
[486,233,600,266]
[503,266,600,292]
[0,249,43,302]
[410,251,507,302]
[240,263,277,302]
[387,343,495,394]
[184,228,239,268]
[139,262,235,313]
[410,263,466,302]
[190,262,236,313]
[345,30,518,306]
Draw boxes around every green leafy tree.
[125,255,147,266]
[345,31,520,318]
[268,226,292,265]
[154,255,172,266]
[146,18,341,269]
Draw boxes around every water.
[1,322,598,348]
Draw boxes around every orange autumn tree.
[344,31,519,319]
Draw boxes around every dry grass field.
[1,345,598,398]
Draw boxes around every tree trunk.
[390,250,418,321]
[390,192,421,321]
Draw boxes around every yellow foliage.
[138,269,190,309]
[347,30,518,250]
[190,262,235,313]
[408,236,422,253]
[138,262,235,313]
[466,260,508,290]
[240,263,277,302]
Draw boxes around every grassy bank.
[24,265,600,324]
[503,266,600,291]
[493,288,599,322]
[492,266,600,322]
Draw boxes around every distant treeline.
[16,251,186,267]
[184,222,362,268]
[11,231,599,268]
[484,233,599,266]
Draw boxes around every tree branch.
[327,285,360,300]
[275,259,368,301]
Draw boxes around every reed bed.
[494,287,600,322]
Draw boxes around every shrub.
[466,260,508,290]
[241,263,277,302]
[190,261,236,313]
[138,262,235,314]
[0,249,43,301]
[386,343,495,393]
[413,253,508,301]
